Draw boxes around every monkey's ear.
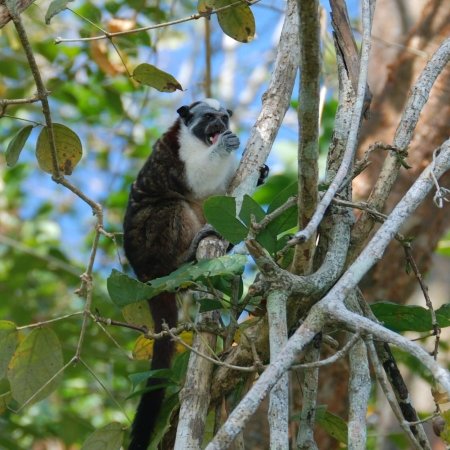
[177,105,190,118]
[227,109,233,117]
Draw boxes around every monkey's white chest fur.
[178,125,238,199]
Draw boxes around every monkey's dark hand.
[186,224,222,261]
[217,130,240,153]
[257,164,270,186]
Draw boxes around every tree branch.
[0,0,35,28]
[266,290,289,448]
[54,0,261,44]
[296,337,320,450]
[348,336,370,449]
[292,0,321,274]
[351,36,450,253]
[290,0,374,244]
[229,0,299,200]
[208,138,450,447]
[174,236,227,449]
[366,339,430,450]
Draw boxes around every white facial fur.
[178,123,238,199]
[202,98,221,110]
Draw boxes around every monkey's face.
[177,99,232,147]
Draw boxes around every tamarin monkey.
[123,99,240,450]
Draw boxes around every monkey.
[123,99,240,450]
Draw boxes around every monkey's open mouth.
[207,133,221,146]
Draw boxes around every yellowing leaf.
[7,328,64,406]
[175,331,193,354]
[91,40,126,76]
[198,0,214,13]
[215,0,255,43]
[36,124,82,175]
[80,422,124,450]
[432,384,450,404]
[107,18,136,33]
[132,331,193,359]
[132,63,183,93]
[122,301,154,330]
[0,321,18,379]
[133,335,153,360]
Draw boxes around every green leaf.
[214,0,255,43]
[316,405,348,444]
[268,182,298,213]
[7,328,64,406]
[36,123,82,175]
[171,351,190,383]
[80,422,124,450]
[199,298,224,313]
[5,125,33,167]
[203,196,248,244]
[45,0,73,24]
[108,255,247,308]
[0,321,18,379]
[107,269,154,307]
[263,182,298,243]
[252,174,296,205]
[266,206,297,238]
[437,303,450,328]
[440,409,450,443]
[239,194,265,226]
[132,63,182,92]
[371,301,441,332]
[239,194,278,253]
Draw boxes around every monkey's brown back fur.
[124,120,206,281]
[123,120,207,450]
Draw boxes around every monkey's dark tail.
[128,292,177,450]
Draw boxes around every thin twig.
[165,325,257,373]
[252,196,298,233]
[93,314,224,339]
[5,0,60,177]
[1,114,44,125]
[90,314,133,359]
[0,94,40,112]
[79,358,131,423]
[403,243,440,360]
[55,0,261,44]
[291,332,360,369]
[16,312,84,330]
